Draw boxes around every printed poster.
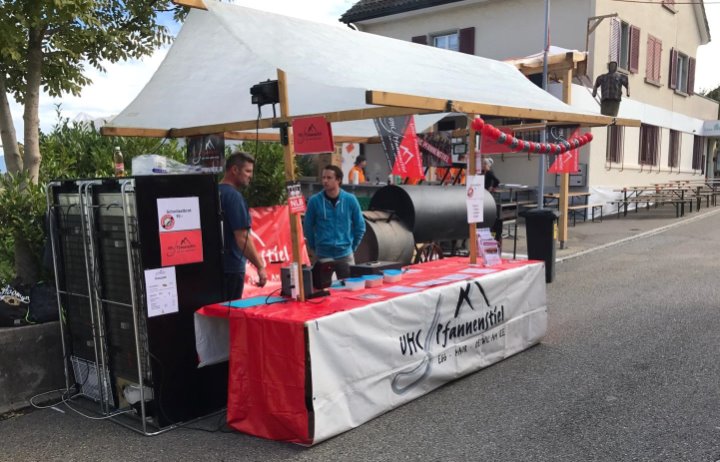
[466,174,485,223]
[157,197,203,267]
[144,267,179,318]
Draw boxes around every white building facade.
[341,0,719,192]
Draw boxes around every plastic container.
[383,269,403,284]
[363,274,383,288]
[345,278,365,291]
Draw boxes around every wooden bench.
[567,203,603,226]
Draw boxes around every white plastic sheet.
[108,1,602,137]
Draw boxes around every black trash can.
[520,208,559,283]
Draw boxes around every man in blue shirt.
[219,151,267,300]
[303,165,366,279]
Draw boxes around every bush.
[238,141,297,208]
[0,112,187,283]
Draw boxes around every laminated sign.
[157,197,204,267]
[286,181,306,214]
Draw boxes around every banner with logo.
[187,134,224,173]
[547,127,581,174]
[242,205,310,298]
[373,115,412,170]
[391,117,425,180]
[292,116,334,154]
[418,131,452,167]
[307,262,546,443]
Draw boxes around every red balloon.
[472,117,485,131]
[586,133,594,142]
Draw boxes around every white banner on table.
[466,174,484,223]
[307,262,547,443]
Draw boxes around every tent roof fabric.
[107,0,608,138]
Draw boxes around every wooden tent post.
[558,67,573,249]
[277,69,306,301]
[468,116,478,264]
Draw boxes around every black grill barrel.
[368,185,497,243]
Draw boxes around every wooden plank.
[277,69,305,302]
[172,0,207,10]
[468,116,478,264]
[224,131,371,143]
[99,126,169,138]
[169,106,436,138]
[366,90,617,127]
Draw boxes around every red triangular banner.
[391,117,425,180]
[547,128,581,174]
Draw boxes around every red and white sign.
[242,205,311,298]
[157,197,203,266]
[391,116,425,180]
[292,116,335,154]
[286,182,306,214]
[547,128,581,174]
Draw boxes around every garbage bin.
[520,208,559,283]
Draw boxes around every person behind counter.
[219,151,267,300]
[348,155,367,184]
[303,165,366,279]
[482,158,500,192]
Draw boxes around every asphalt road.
[3,212,720,462]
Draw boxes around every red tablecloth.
[197,257,545,444]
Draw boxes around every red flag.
[548,128,581,174]
[391,117,425,180]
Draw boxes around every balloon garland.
[471,117,593,154]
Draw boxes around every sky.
[3,0,720,142]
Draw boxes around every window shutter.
[654,38,663,82]
[411,35,427,45]
[645,36,654,80]
[629,26,640,73]
[668,48,678,89]
[687,57,696,95]
[459,27,475,55]
[609,18,620,62]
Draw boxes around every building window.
[668,129,681,168]
[610,19,640,73]
[639,124,660,166]
[692,136,706,171]
[606,126,624,163]
[669,49,695,95]
[645,35,662,84]
[433,32,459,51]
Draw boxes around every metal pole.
[537,0,550,208]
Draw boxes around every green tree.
[0,111,186,283]
[0,1,188,283]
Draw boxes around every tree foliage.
[0,112,186,283]
[0,0,190,283]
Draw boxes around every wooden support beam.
[100,126,170,138]
[468,116,478,265]
[172,0,207,10]
[366,90,616,127]
[277,69,305,302]
[558,67,574,248]
[169,106,436,138]
[224,131,371,144]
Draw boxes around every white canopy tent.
[103,0,624,140]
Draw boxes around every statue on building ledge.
[592,61,630,117]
